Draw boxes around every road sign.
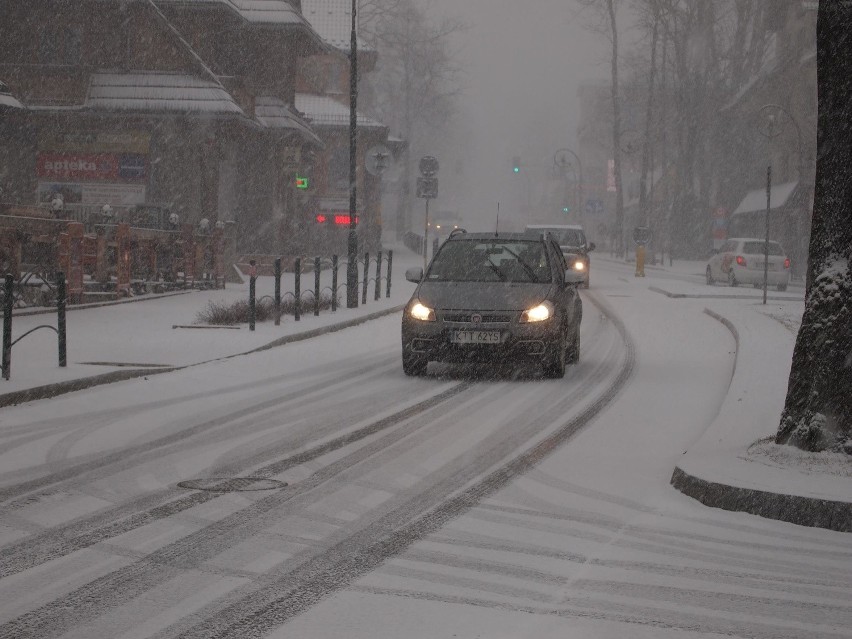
[419,156,439,177]
[366,145,392,176]
[585,198,604,215]
[282,147,300,170]
[417,177,438,199]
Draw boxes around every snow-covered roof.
[732,181,798,215]
[87,72,245,115]
[300,0,371,51]
[255,96,323,146]
[0,80,24,109]
[157,0,305,26]
[295,93,385,128]
[0,93,24,110]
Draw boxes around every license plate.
[756,262,776,270]
[451,330,501,344]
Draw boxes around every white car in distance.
[706,238,791,291]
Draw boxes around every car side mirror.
[405,267,424,283]
[587,242,596,252]
[564,268,585,286]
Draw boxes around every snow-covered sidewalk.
[671,295,852,531]
[0,244,423,402]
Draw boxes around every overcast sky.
[418,0,612,228]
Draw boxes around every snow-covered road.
[0,259,849,638]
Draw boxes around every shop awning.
[86,72,245,116]
[732,181,799,215]
[296,93,385,129]
[255,96,324,147]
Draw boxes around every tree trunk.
[776,2,852,453]
[639,5,659,230]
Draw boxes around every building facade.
[0,0,397,259]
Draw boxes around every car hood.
[416,281,554,311]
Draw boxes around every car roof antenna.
[495,202,500,236]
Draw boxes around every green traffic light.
[513,167,520,173]
[562,206,570,213]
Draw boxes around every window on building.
[326,61,345,95]
[38,27,82,65]
[329,147,350,192]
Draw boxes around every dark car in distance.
[401,231,585,378]
[525,224,595,288]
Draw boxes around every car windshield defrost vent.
[177,477,287,492]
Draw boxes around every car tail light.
[736,255,746,267]
[784,257,791,269]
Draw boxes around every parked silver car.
[706,238,791,290]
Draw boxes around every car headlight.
[572,260,586,271]
[520,301,554,323]
[409,301,436,322]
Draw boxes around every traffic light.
[562,205,570,214]
[512,156,521,174]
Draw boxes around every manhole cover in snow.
[177,477,287,492]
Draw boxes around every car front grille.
[441,312,513,324]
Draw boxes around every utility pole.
[346,0,359,308]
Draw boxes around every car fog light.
[520,301,553,323]
[409,301,436,322]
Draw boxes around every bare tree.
[576,0,626,256]
[622,0,770,258]
[777,2,852,454]
[359,0,464,236]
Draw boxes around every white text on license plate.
[451,330,501,344]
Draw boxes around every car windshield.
[555,229,586,247]
[529,228,586,247]
[427,240,551,283]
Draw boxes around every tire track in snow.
[0,296,626,638]
[162,291,633,639]
[0,355,397,506]
[0,377,473,581]
[347,585,852,639]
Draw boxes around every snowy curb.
[11,290,193,317]
[671,467,852,532]
[670,308,852,533]
[0,305,404,408]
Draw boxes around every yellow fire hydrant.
[635,244,646,277]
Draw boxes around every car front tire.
[543,331,566,379]
[728,271,738,287]
[402,347,428,377]
[566,326,580,365]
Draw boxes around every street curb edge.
[0,305,405,408]
[670,466,852,532]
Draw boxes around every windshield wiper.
[485,258,507,281]
[501,247,540,282]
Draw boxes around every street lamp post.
[756,103,803,304]
[554,148,583,222]
[346,0,359,308]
